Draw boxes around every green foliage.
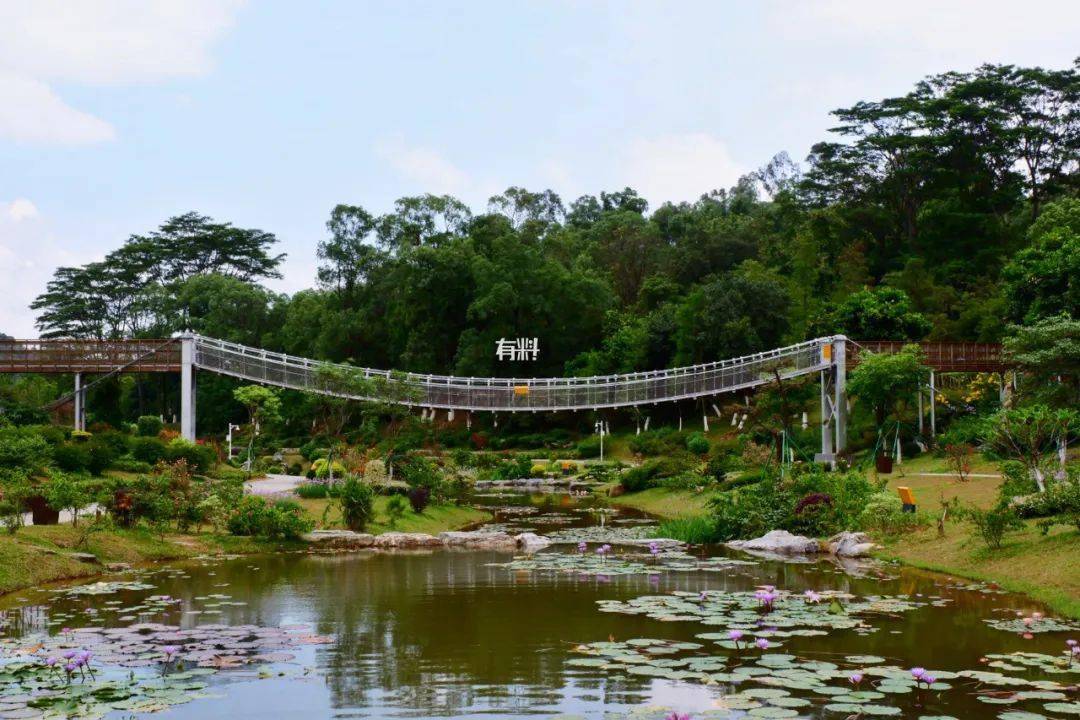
[984,405,1077,491]
[0,469,32,535]
[847,344,926,426]
[52,442,90,472]
[707,467,881,541]
[811,287,931,340]
[385,494,407,527]
[1002,198,1080,324]
[0,425,51,472]
[685,432,710,455]
[338,476,376,532]
[857,492,922,535]
[232,385,282,427]
[164,438,216,473]
[295,482,331,499]
[961,502,1025,550]
[1003,315,1080,406]
[575,435,601,458]
[43,471,90,525]
[130,436,167,465]
[311,457,346,479]
[136,415,164,437]
[227,496,311,539]
[655,516,719,544]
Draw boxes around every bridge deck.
[0,339,180,374]
[0,336,1007,411]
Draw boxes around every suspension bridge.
[0,335,1006,463]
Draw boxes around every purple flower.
[649,542,660,555]
[922,674,936,686]
[849,672,863,686]
[1067,639,1077,647]
[665,713,690,720]
[64,663,75,673]
[45,657,58,667]
[755,638,770,650]
[728,629,744,641]
[804,590,822,603]
[162,645,179,659]
[910,667,926,680]
[62,650,76,660]
[577,542,587,553]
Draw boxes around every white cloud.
[3,198,40,222]
[374,135,474,197]
[0,74,115,144]
[621,133,745,207]
[770,0,1080,70]
[0,208,97,338]
[0,0,245,145]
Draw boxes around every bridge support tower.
[816,336,847,467]
[180,334,196,441]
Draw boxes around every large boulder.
[438,531,517,550]
[514,532,552,552]
[302,530,376,549]
[827,531,879,557]
[727,530,822,555]
[374,532,443,549]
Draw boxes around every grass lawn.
[877,523,1080,618]
[606,486,712,520]
[298,496,490,535]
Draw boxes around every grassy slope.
[0,525,299,596]
[0,493,493,597]
[298,496,490,534]
[606,454,1080,618]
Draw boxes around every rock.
[827,531,879,557]
[302,530,376,549]
[514,533,552,552]
[69,552,99,564]
[726,530,822,555]
[438,531,517,550]
[373,532,442,549]
[105,562,132,572]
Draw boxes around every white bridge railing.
[192,335,836,412]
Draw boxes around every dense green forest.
[9,61,1080,431]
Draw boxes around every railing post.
[180,334,196,441]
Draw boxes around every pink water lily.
[755,638,770,650]
[849,672,863,686]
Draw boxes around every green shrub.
[295,482,330,499]
[227,495,270,536]
[136,415,164,437]
[686,432,711,455]
[84,440,118,475]
[164,439,216,473]
[575,435,601,458]
[43,471,91,525]
[0,425,52,472]
[111,457,153,474]
[338,476,376,531]
[311,457,346,479]
[620,464,658,493]
[260,499,312,539]
[963,502,1025,549]
[385,494,407,527]
[1016,479,1080,520]
[131,437,167,465]
[858,492,921,535]
[0,469,32,535]
[53,442,90,472]
[94,430,131,456]
[657,472,708,491]
[655,516,718,544]
[629,429,683,456]
[529,463,549,476]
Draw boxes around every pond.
[1,494,1077,719]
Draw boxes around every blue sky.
[1,0,1078,337]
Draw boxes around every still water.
[0,494,1076,719]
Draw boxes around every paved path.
[245,473,306,496]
